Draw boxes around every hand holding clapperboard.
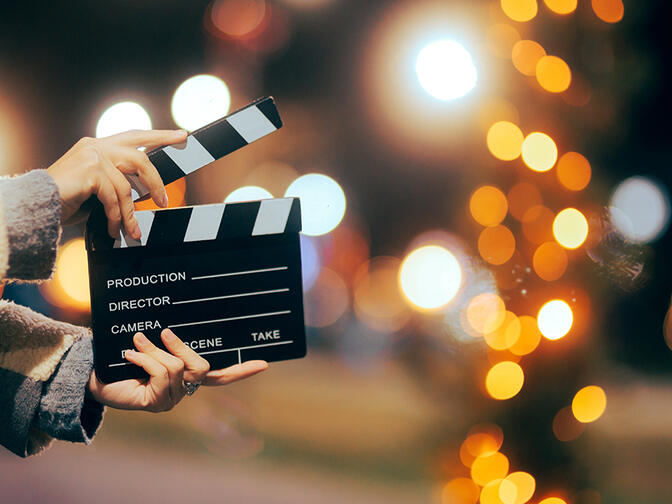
[86,97,307,383]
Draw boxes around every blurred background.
[0,0,670,503]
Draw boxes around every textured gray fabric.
[0,367,42,457]
[0,169,61,281]
[35,335,104,443]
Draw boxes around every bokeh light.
[536,56,572,93]
[480,478,516,504]
[537,299,573,340]
[40,238,90,311]
[399,245,462,310]
[553,208,589,249]
[285,173,346,236]
[224,185,273,202]
[478,225,516,265]
[210,0,266,38]
[505,472,536,504]
[538,498,567,504]
[572,385,607,423]
[556,152,591,191]
[512,40,546,76]
[553,406,586,441]
[304,268,349,327]
[171,74,231,131]
[484,311,521,351]
[487,121,524,161]
[486,24,521,59]
[508,182,542,221]
[354,257,410,333]
[521,132,558,172]
[533,241,568,281]
[501,0,538,22]
[415,39,477,101]
[508,315,542,356]
[486,361,524,400]
[471,451,510,485]
[470,185,509,226]
[300,234,321,291]
[543,0,577,14]
[442,477,480,504]
[459,426,504,467]
[609,176,671,243]
[591,0,624,23]
[95,101,152,138]
[522,205,555,244]
[466,292,507,334]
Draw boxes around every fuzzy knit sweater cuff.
[0,169,61,281]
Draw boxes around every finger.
[103,160,140,240]
[202,361,268,387]
[160,329,210,382]
[112,147,167,208]
[123,350,171,411]
[111,129,187,150]
[93,175,122,238]
[133,332,185,403]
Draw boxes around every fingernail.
[160,190,169,208]
[162,329,175,342]
[175,130,187,136]
[133,223,141,239]
[135,333,149,346]
[124,350,135,358]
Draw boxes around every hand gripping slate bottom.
[85,97,307,383]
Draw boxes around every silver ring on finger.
[182,380,201,396]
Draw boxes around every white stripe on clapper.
[252,198,293,236]
[184,204,225,242]
[226,106,277,143]
[163,135,215,175]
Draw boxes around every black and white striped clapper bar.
[85,97,307,383]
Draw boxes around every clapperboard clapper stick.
[85,97,307,383]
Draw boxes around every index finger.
[202,361,268,386]
[111,129,187,150]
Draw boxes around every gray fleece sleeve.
[0,169,61,281]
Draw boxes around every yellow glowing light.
[512,40,546,76]
[521,132,558,172]
[501,0,538,22]
[470,186,509,226]
[557,152,591,191]
[572,385,607,423]
[399,245,462,310]
[467,293,507,335]
[538,498,567,504]
[471,452,510,486]
[460,431,502,468]
[480,479,517,504]
[95,101,152,138]
[537,299,573,340]
[553,208,588,249]
[505,472,536,504]
[543,0,577,15]
[484,311,521,351]
[507,182,542,221]
[442,477,480,504]
[224,185,273,202]
[285,173,346,236]
[171,74,231,131]
[486,24,521,59]
[536,56,572,93]
[415,39,477,101]
[53,238,90,309]
[509,315,542,356]
[487,121,524,161]
[486,361,524,400]
[533,241,568,281]
[591,0,624,23]
[478,225,516,266]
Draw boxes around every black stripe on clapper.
[144,208,193,247]
[256,98,283,129]
[284,198,302,233]
[193,121,248,160]
[147,149,188,187]
[216,201,261,239]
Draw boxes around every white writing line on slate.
[172,288,289,305]
[191,266,287,281]
[108,340,293,368]
[167,310,291,329]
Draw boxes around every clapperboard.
[85,97,306,383]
